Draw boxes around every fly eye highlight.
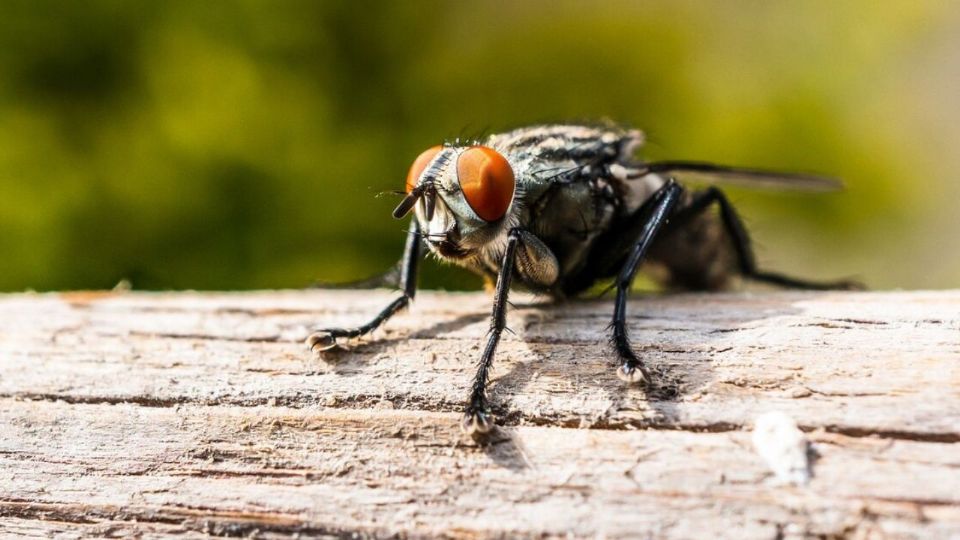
[456,146,515,222]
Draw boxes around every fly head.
[393,144,516,260]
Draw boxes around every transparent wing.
[639,161,842,192]
[309,262,401,290]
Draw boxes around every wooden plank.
[2,402,958,538]
[0,290,958,538]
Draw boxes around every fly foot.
[305,331,338,354]
[616,362,650,384]
[460,407,495,437]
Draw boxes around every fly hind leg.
[665,187,863,290]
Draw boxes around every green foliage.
[0,1,956,291]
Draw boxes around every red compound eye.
[456,146,515,222]
[406,146,443,193]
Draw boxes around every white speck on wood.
[753,411,811,486]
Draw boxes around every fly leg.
[674,187,862,290]
[462,228,521,436]
[306,219,422,353]
[612,180,684,383]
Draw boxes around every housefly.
[307,123,859,436]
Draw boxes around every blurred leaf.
[0,0,957,291]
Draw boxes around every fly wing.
[641,161,842,192]
[309,263,401,290]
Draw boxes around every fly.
[306,123,860,436]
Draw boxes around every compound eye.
[406,145,443,193]
[456,146,515,222]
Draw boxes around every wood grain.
[0,289,958,538]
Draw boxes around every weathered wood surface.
[0,289,958,539]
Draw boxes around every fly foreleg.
[306,219,422,353]
[612,180,684,383]
[461,228,521,436]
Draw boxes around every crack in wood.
[0,500,375,538]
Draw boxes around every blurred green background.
[1,0,958,292]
